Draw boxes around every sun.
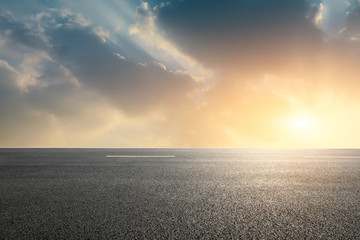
[287,112,317,132]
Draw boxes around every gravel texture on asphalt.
[1,148,360,239]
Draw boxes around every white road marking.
[106,155,175,158]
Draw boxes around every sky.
[1,0,360,148]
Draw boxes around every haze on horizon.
[1,0,360,148]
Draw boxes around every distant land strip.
[106,155,175,158]
[302,156,360,159]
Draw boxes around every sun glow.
[288,113,317,132]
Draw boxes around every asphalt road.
[1,148,359,239]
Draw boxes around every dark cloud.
[48,23,195,115]
[0,13,49,51]
[343,6,360,38]
[0,9,197,146]
[0,9,196,116]
[0,62,18,91]
[156,0,323,72]
[26,75,80,116]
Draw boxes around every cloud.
[2,1,360,147]
[47,19,196,115]
[58,8,92,27]
[1,8,197,114]
[155,0,323,72]
[342,4,360,40]
[0,12,49,51]
[0,59,55,147]
[0,60,20,101]
[129,2,213,83]
[0,8,198,146]
[151,0,360,147]
[315,0,358,36]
